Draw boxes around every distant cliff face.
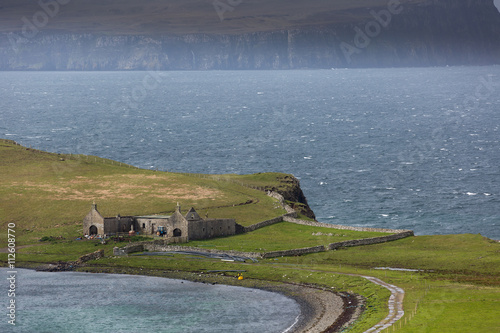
[1,0,499,70]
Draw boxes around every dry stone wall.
[268,191,297,214]
[328,231,415,250]
[262,245,326,259]
[113,193,414,258]
[283,216,413,234]
[113,244,145,256]
[113,237,190,255]
[242,212,297,233]
[78,249,104,263]
[143,245,262,259]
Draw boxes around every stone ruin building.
[83,202,236,242]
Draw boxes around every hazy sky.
[496,0,500,12]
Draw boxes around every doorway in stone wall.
[173,228,182,237]
[89,225,98,235]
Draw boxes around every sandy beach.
[263,283,361,333]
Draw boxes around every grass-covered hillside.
[0,139,295,244]
[1,138,499,332]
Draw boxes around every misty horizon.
[1,0,500,70]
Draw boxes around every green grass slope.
[0,139,288,244]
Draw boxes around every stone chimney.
[176,202,181,214]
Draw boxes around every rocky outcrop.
[266,176,316,220]
[1,0,499,70]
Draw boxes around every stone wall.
[40,249,105,271]
[262,245,327,259]
[268,191,297,214]
[113,242,261,258]
[283,216,413,234]
[135,217,172,236]
[328,231,415,250]
[143,245,262,259]
[78,249,104,263]
[113,244,145,256]
[104,217,135,235]
[243,216,284,233]
[188,219,236,240]
[241,212,297,233]
[258,231,414,258]
[112,236,189,255]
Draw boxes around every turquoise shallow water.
[1,67,499,239]
[0,268,300,333]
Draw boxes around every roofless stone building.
[83,202,236,242]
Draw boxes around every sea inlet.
[1,268,300,333]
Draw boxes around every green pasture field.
[186,221,390,252]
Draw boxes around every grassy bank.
[1,139,499,332]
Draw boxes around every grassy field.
[290,234,500,285]
[12,235,499,332]
[186,221,390,252]
[0,139,289,244]
[1,138,499,332]
[280,235,500,332]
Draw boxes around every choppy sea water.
[0,268,300,333]
[1,67,499,239]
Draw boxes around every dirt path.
[270,264,405,333]
[319,272,405,333]
[360,276,405,333]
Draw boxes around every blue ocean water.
[1,67,499,239]
[0,268,300,333]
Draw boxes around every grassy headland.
[1,138,499,332]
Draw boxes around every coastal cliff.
[267,175,316,220]
[1,0,499,70]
